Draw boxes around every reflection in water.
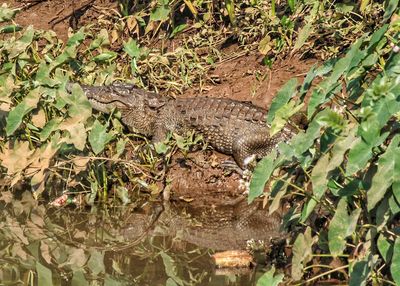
[0,190,285,285]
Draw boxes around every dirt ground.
[6,0,316,205]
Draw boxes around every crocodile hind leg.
[232,130,280,169]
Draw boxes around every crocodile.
[118,200,285,251]
[66,82,296,168]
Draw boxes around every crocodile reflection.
[115,199,285,251]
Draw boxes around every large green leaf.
[301,152,330,222]
[270,101,304,135]
[36,262,53,285]
[349,256,370,286]
[367,135,400,211]
[307,38,364,117]
[328,198,361,255]
[64,83,92,122]
[393,146,400,203]
[377,234,393,263]
[87,250,105,276]
[345,131,389,176]
[391,237,400,285]
[6,88,42,136]
[160,252,185,286]
[267,78,298,124]
[89,120,114,155]
[71,270,89,286]
[249,150,277,203]
[256,266,284,286]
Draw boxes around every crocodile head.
[66,82,168,136]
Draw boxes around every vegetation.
[0,0,399,285]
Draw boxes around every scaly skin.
[67,83,296,168]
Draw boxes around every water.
[0,190,285,285]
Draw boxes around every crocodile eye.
[148,98,165,109]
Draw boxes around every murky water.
[0,190,286,285]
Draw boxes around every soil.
[6,0,316,206]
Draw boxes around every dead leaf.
[40,241,53,264]
[0,141,35,177]
[111,29,119,43]
[0,190,12,203]
[67,248,88,269]
[71,156,90,174]
[31,108,47,128]
[59,117,87,151]
[258,35,272,55]
[25,141,59,198]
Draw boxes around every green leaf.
[382,0,399,22]
[391,237,400,285]
[270,101,303,135]
[366,24,388,52]
[92,51,117,63]
[40,118,62,142]
[345,132,389,176]
[292,22,313,52]
[123,38,142,59]
[326,128,357,171]
[225,0,237,26]
[301,153,330,222]
[267,78,298,124]
[335,2,356,14]
[256,266,284,286]
[36,262,53,285]
[89,28,109,51]
[160,252,185,286]
[154,142,169,154]
[307,38,364,117]
[9,25,34,58]
[0,4,19,22]
[349,257,369,286]
[393,146,400,203]
[170,24,187,38]
[389,194,400,216]
[64,83,92,122]
[66,28,85,47]
[290,115,322,159]
[89,120,114,155]
[299,64,320,98]
[377,234,393,263]
[287,0,296,12]
[6,88,42,136]
[0,24,22,33]
[316,109,347,133]
[249,150,277,203]
[328,198,361,255]
[367,135,400,211]
[87,250,105,276]
[71,270,89,286]
[150,5,171,22]
[115,138,126,158]
[115,186,131,205]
